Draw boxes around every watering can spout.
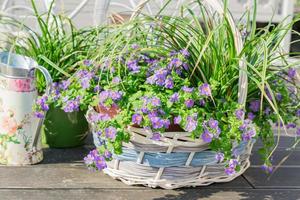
[0,52,52,165]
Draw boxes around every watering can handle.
[32,65,52,150]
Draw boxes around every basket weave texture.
[88,0,252,189]
[88,109,254,189]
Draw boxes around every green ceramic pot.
[44,106,89,148]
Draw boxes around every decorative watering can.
[0,52,52,165]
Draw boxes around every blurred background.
[0,0,300,53]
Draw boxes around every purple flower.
[83,60,92,66]
[235,109,244,120]
[60,80,71,90]
[131,44,139,49]
[63,98,80,113]
[81,78,90,89]
[163,119,170,129]
[132,113,143,125]
[156,77,166,87]
[199,99,206,106]
[154,69,168,79]
[182,86,194,93]
[89,112,102,122]
[276,93,283,101]
[287,123,296,129]
[151,97,161,107]
[141,106,149,114]
[199,83,212,96]
[180,49,190,57]
[84,153,95,165]
[225,167,236,175]
[150,117,164,129]
[288,68,296,79]
[169,58,182,68]
[34,112,44,118]
[96,131,102,136]
[151,132,161,141]
[99,90,109,103]
[170,93,179,103]
[110,91,123,101]
[239,123,247,131]
[182,63,189,70]
[76,70,94,79]
[208,118,219,129]
[276,121,283,127]
[94,85,101,93]
[169,50,177,56]
[249,100,260,112]
[247,112,256,120]
[261,164,273,173]
[146,75,156,84]
[215,152,224,163]
[36,95,49,111]
[229,159,239,168]
[225,159,239,175]
[85,149,99,165]
[185,115,198,132]
[41,102,49,111]
[185,99,194,108]
[104,150,112,159]
[95,156,107,170]
[296,109,300,117]
[105,126,117,140]
[174,116,182,125]
[164,77,174,89]
[112,76,121,84]
[242,129,256,141]
[201,130,213,143]
[127,60,140,73]
[175,69,182,75]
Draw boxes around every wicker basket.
[87,0,251,189]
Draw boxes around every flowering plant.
[54,44,258,175]
[83,12,299,174]
[33,60,99,118]
[36,2,300,175]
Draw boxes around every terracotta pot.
[94,104,184,132]
[95,104,120,118]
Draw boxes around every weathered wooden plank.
[244,167,300,189]
[0,165,141,189]
[0,164,251,189]
[1,188,300,200]
[41,146,91,164]
[253,136,300,150]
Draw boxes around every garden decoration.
[0,52,52,165]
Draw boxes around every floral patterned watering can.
[0,52,52,165]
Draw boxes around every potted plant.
[6,0,104,148]
[50,0,299,188]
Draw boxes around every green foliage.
[5,0,105,92]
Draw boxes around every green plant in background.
[0,0,108,148]
[6,0,102,92]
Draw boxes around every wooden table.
[0,136,299,200]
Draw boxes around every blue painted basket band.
[93,131,252,168]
